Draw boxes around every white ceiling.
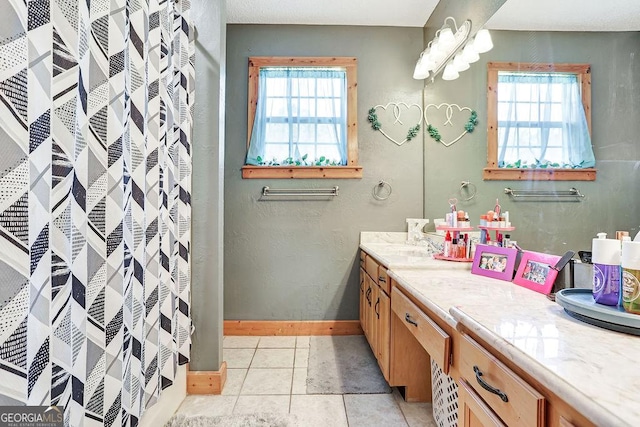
[226,0,640,31]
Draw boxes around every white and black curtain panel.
[0,0,193,425]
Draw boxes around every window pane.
[291,98,315,117]
[317,99,338,117]
[265,123,288,143]
[298,124,315,143]
[317,145,340,162]
[266,78,287,97]
[264,144,290,161]
[317,124,337,143]
[267,98,288,117]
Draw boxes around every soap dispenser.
[592,232,621,306]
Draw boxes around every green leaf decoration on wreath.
[464,111,478,133]
[427,124,441,142]
[407,124,420,141]
[367,108,382,131]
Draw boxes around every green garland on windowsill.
[501,159,586,169]
[368,108,421,141]
[426,110,478,143]
[255,154,341,166]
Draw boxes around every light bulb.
[474,29,493,53]
[453,53,470,72]
[442,62,459,81]
[413,53,430,80]
[439,27,455,48]
[461,42,480,63]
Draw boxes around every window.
[242,57,361,179]
[484,62,596,181]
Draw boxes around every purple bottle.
[592,233,621,306]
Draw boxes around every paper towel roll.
[622,241,640,269]
[592,237,621,265]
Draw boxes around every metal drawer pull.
[375,299,380,318]
[404,313,418,327]
[378,276,386,283]
[473,366,509,402]
[366,288,371,305]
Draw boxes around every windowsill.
[242,165,363,179]
[483,167,596,181]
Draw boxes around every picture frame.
[513,251,562,295]
[471,244,518,281]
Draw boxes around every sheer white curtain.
[498,73,595,168]
[246,68,347,165]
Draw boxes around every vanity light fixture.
[413,16,494,83]
[473,29,493,53]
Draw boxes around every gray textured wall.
[423,31,640,256]
[225,25,425,320]
[190,0,225,371]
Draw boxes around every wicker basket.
[430,358,459,427]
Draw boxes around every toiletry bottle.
[458,236,466,258]
[444,231,452,257]
[592,232,622,306]
[622,240,640,314]
[503,234,511,249]
[451,238,458,258]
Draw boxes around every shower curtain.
[0,0,193,425]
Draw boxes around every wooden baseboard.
[224,320,363,336]
[186,361,227,395]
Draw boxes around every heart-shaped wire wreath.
[367,102,423,146]
[424,103,478,147]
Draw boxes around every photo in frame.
[513,251,562,295]
[471,244,518,281]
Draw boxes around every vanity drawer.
[360,250,366,268]
[391,287,451,374]
[459,334,545,427]
[378,268,390,294]
[365,255,389,294]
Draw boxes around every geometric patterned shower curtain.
[0,0,193,425]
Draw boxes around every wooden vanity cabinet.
[359,251,391,381]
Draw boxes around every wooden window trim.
[243,56,361,179]
[484,62,596,181]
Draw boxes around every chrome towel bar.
[262,186,339,197]
[504,187,585,199]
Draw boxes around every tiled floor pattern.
[175,336,438,426]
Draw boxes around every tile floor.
[174,336,438,427]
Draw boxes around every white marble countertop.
[359,232,471,271]
[360,233,640,427]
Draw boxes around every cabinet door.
[458,379,507,427]
[359,267,366,331]
[364,274,374,343]
[369,283,379,356]
[376,289,390,382]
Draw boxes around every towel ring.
[460,181,477,201]
[373,180,392,201]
